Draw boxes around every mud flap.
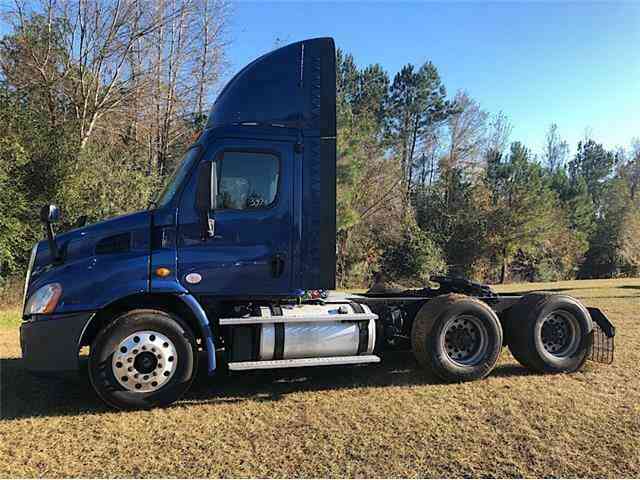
[587,307,615,364]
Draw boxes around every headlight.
[24,283,62,315]
[22,244,38,313]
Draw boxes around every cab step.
[228,355,381,371]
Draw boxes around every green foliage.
[580,178,640,278]
[386,61,455,192]
[380,221,446,283]
[333,49,634,287]
[57,143,160,227]
[0,15,183,279]
[0,307,21,328]
[569,139,619,210]
[0,137,32,278]
[355,64,389,126]
[414,170,488,278]
[481,142,587,282]
[549,169,596,240]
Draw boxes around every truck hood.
[28,210,152,297]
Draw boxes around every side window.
[216,151,279,210]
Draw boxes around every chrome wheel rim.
[540,310,580,358]
[441,314,489,366]
[112,331,177,393]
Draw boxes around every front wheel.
[89,309,198,410]
[411,294,503,382]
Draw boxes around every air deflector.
[206,38,336,136]
[206,38,337,290]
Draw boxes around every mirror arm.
[44,221,60,261]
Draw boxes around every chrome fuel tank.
[256,303,376,360]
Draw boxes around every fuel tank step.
[228,354,381,371]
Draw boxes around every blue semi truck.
[20,38,615,410]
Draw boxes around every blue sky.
[225,1,640,157]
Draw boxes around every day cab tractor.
[20,38,615,410]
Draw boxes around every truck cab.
[20,38,614,410]
[21,38,360,408]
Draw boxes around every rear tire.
[89,309,198,410]
[505,293,592,373]
[411,294,503,382]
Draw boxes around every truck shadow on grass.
[1,351,533,420]
[183,353,534,407]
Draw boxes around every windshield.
[153,147,201,209]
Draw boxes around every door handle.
[271,254,285,278]
[202,218,223,240]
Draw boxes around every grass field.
[1,278,639,477]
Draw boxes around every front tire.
[89,309,198,410]
[411,294,503,382]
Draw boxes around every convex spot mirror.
[39,204,61,261]
[40,204,60,224]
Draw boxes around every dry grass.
[0,277,24,310]
[0,308,20,330]
[1,278,639,478]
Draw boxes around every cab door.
[177,138,295,297]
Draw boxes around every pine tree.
[569,139,619,211]
[485,142,565,282]
[580,178,640,277]
[386,62,454,200]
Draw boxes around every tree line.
[335,50,639,287]
[0,0,228,280]
[0,2,638,288]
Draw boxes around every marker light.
[24,283,62,315]
[155,267,171,278]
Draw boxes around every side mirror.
[40,204,60,224]
[39,204,61,261]
[195,161,218,239]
